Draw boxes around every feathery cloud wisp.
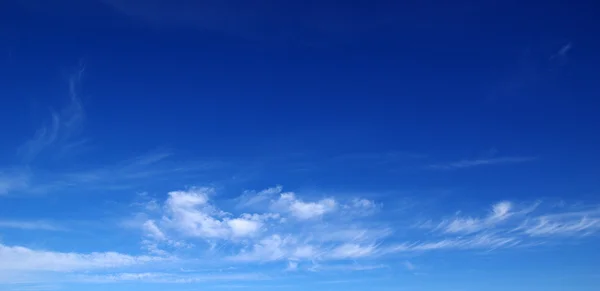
[0,244,162,272]
[436,201,514,234]
[427,156,536,170]
[18,67,86,163]
[0,220,66,231]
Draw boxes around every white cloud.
[227,234,319,263]
[342,198,379,216]
[227,218,262,237]
[437,201,514,234]
[0,243,161,272]
[518,210,600,236]
[164,188,233,239]
[316,227,392,243]
[157,188,276,241]
[347,198,376,210]
[228,235,290,262]
[74,272,267,283]
[292,245,315,260]
[490,201,512,220]
[166,188,211,210]
[309,263,386,272]
[328,243,376,259]
[430,201,600,241]
[389,234,519,253]
[142,220,166,241]
[40,185,600,282]
[271,192,336,220]
[237,186,283,208]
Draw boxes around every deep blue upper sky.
[1,1,599,290]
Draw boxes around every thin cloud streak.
[427,156,537,170]
[18,66,86,163]
[387,234,520,254]
[516,208,600,236]
[74,272,269,284]
[0,243,164,273]
[0,220,67,231]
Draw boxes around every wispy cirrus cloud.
[4,65,223,197]
[18,66,86,163]
[0,220,66,231]
[434,201,517,234]
[413,201,600,252]
[74,272,268,284]
[427,156,537,170]
[516,208,600,236]
[387,234,520,253]
[309,263,387,272]
[236,185,283,209]
[0,243,163,272]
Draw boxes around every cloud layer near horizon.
[1,184,600,285]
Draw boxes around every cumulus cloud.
[227,218,262,237]
[142,188,283,245]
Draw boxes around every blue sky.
[1,0,600,290]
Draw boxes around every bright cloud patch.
[158,187,269,240]
[136,187,600,269]
[271,192,337,220]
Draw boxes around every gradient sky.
[1,1,600,290]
